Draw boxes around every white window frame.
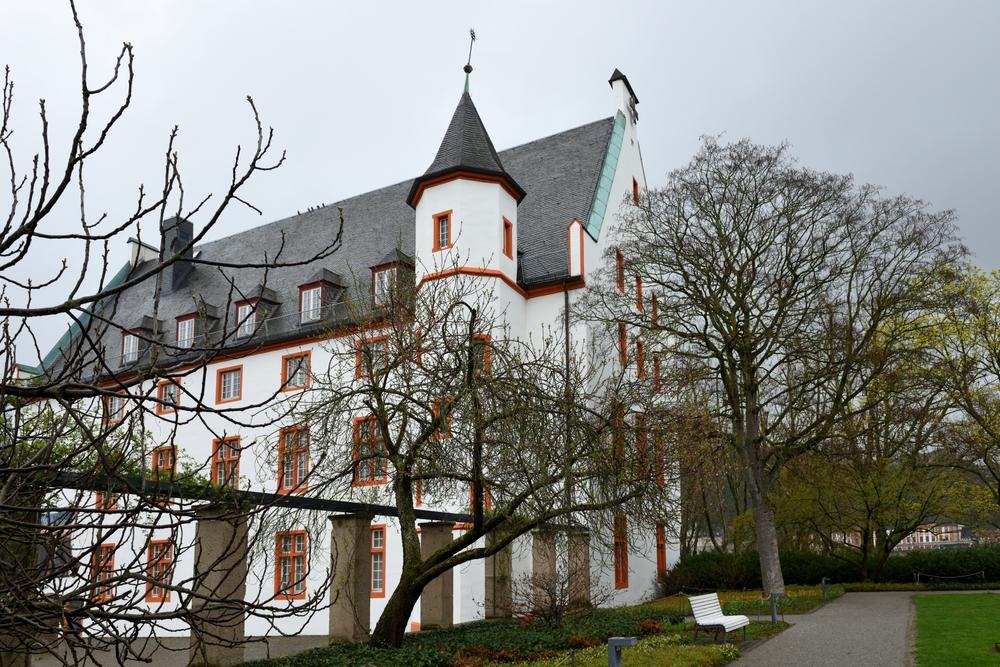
[300,286,322,323]
[236,302,256,338]
[176,316,196,349]
[121,332,139,365]
[373,267,395,306]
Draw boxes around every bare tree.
[0,3,344,665]
[582,137,963,594]
[291,263,673,647]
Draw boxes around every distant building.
[895,521,975,552]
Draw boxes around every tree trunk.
[368,571,422,648]
[751,496,786,595]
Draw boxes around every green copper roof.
[584,111,626,241]
[39,260,133,370]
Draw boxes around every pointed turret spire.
[406,42,525,207]
[464,28,476,93]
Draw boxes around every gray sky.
[3,1,999,361]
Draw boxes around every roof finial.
[464,28,476,93]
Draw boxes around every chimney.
[160,216,194,291]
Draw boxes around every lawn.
[914,593,1000,666]
[241,592,798,667]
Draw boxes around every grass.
[650,584,844,617]
[914,593,1000,666]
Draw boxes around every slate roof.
[46,114,615,377]
[408,92,525,205]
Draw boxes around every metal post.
[607,637,637,667]
[770,592,779,624]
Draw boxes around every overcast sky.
[3,1,999,361]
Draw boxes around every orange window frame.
[651,293,659,326]
[635,274,644,312]
[432,209,453,252]
[281,351,311,391]
[155,379,181,415]
[352,416,388,486]
[617,322,627,367]
[432,397,453,440]
[95,491,117,510]
[613,513,629,589]
[274,530,308,600]
[652,353,662,393]
[632,177,640,205]
[210,436,240,487]
[370,524,386,598]
[215,364,243,404]
[278,426,310,495]
[355,335,389,379]
[502,217,513,259]
[103,391,127,425]
[636,338,646,380]
[655,523,667,581]
[615,248,625,292]
[92,543,116,602]
[469,481,492,511]
[151,445,176,480]
[472,333,492,375]
[146,539,174,603]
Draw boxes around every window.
[282,351,311,391]
[216,365,243,403]
[355,336,389,379]
[615,248,625,292]
[121,332,139,365]
[414,476,423,507]
[635,338,646,380]
[613,514,629,589]
[300,285,322,323]
[146,540,174,603]
[373,266,396,307]
[156,380,180,415]
[92,543,116,602]
[469,481,492,512]
[103,393,126,424]
[655,523,667,581]
[352,416,387,485]
[632,177,640,205]
[471,334,492,376]
[652,354,662,393]
[502,217,513,259]
[211,437,240,488]
[176,315,196,349]
[617,322,627,367]
[151,445,176,480]
[432,397,453,440]
[278,427,309,494]
[432,210,453,251]
[275,530,308,600]
[95,491,116,510]
[236,300,256,338]
[651,293,659,326]
[370,525,386,598]
[635,274,643,311]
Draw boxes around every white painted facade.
[71,72,677,638]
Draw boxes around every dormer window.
[432,210,453,252]
[373,266,396,307]
[176,315,196,349]
[300,285,322,323]
[236,300,257,338]
[121,332,139,365]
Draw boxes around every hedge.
[661,544,1000,593]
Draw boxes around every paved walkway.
[735,592,916,667]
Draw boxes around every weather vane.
[464,28,476,92]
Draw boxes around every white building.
[36,67,674,645]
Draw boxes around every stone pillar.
[531,528,557,612]
[328,514,373,643]
[567,529,592,608]
[484,531,512,618]
[419,522,454,630]
[189,505,248,667]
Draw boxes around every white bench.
[687,593,749,642]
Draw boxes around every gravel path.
[735,592,916,667]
